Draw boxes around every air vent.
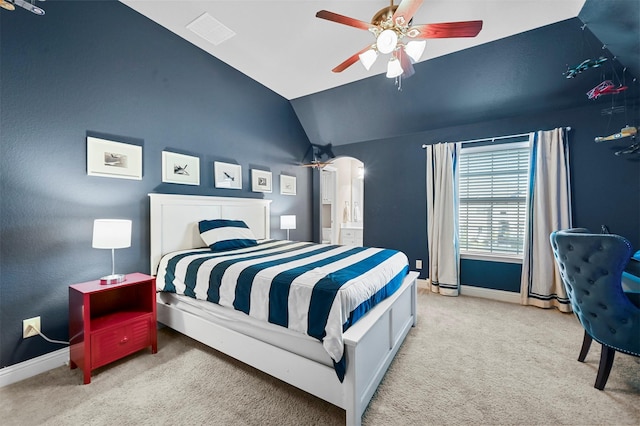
[186,12,236,46]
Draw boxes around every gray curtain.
[520,128,572,312]
[426,143,460,296]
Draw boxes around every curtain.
[520,128,572,312]
[426,143,460,296]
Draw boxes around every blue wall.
[291,16,639,292]
[330,103,640,291]
[2,2,639,370]
[0,2,312,367]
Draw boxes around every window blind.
[458,142,530,258]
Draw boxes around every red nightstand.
[69,272,157,384]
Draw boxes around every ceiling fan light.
[377,29,398,54]
[358,49,378,70]
[405,40,426,62]
[386,58,403,78]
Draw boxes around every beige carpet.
[2,289,639,425]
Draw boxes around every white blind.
[458,141,530,258]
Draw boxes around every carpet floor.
[2,289,638,425]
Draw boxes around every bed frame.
[149,193,418,426]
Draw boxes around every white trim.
[419,278,520,304]
[417,278,429,289]
[460,140,530,153]
[460,253,523,264]
[0,347,69,388]
[460,285,521,304]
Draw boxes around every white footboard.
[342,271,418,426]
[157,271,418,426]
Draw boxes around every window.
[458,141,530,262]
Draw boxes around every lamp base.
[100,274,126,285]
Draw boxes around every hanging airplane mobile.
[594,125,637,143]
[586,80,628,100]
[563,57,607,78]
[0,0,45,15]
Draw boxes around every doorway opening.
[319,157,364,245]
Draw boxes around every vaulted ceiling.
[120,0,638,146]
[122,0,589,100]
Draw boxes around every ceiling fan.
[316,0,482,79]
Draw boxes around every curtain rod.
[421,127,572,148]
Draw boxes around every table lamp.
[92,219,132,284]
[280,215,296,240]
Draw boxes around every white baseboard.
[418,278,520,304]
[460,285,521,304]
[0,347,69,388]
[417,278,429,289]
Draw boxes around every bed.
[149,193,418,426]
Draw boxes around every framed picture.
[87,136,142,180]
[280,174,297,195]
[251,169,272,193]
[162,151,200,186]
[214,161,242,189]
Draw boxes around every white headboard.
[149,193,272,275]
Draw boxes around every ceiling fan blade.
[398,49,415,78]
[316,10,373,31]
[332,46,373,73]
[392,0,424,26]
[411,20,483,39]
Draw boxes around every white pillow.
[198,219,257,251]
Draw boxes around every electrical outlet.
[23,316,40,338]
[416,259,423,269]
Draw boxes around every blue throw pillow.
[199,219,257,251]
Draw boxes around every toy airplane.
[0,0,15,11]
[594,126,638,143]
[614,143,640,156]
[564,57,607,78]
[587,80,628,99]
[0,0,45,15]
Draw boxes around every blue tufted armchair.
[550,228,640,390]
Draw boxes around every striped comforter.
[156,240,409,380]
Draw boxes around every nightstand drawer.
[91,316,153,368]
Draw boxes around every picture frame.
[251,169,272,193]
[87,136,142,180]
[214,161,242,189]
[280,174,297,195]
[162,151,200,186]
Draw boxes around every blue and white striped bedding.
[156,240,409,380]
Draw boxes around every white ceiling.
[120,0,586,100]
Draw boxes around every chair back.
[550,228,640,356]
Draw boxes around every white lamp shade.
[280,215,296,230]
[376,29,398,54]
[358,49,378,70]
[405,40,426,62]
[92,219,132,249]
[386,58,404,78]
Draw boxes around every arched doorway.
[319,157,364,245]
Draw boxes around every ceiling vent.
[186,12,235,46]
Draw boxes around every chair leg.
[578,331,592,362]
[594,345,616,390]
